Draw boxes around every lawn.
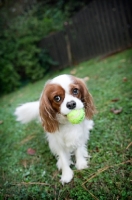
[0,49,132,200]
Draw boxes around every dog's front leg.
[75,146,89,170]
[57,151,73,184]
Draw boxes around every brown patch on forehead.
[69,76,84,100]
[44,83,65,112]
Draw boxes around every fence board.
[124,0,132,44]
[39,30,70,70]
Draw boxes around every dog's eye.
[54,95,61,102]
[73,88,79,95]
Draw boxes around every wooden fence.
[39,0,132,70]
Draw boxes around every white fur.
[14,101,40,123]
[14,74,94,184]
[50,74,72,92]
[46,119,94,184]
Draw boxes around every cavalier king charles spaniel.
[15,74,96,184]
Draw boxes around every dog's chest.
[58,123,86,151]
[47,120,90,154]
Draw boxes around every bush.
[0,61,20,94]
[0,4,65,94]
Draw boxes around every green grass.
[0,49,132,200]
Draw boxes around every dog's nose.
[66,101,76,110]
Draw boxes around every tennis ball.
[67,108,85,124]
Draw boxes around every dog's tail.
[14,101,40,124]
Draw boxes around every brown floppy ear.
[39,89,59,133]
[76,78,96,119]
[84,90,96,119]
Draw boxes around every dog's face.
[40,74,95,133]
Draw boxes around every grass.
[0,49,132,200]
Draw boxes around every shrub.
[0,4,65,94]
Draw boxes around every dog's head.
[39,74,96,133]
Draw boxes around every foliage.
[0,0,91,95]
[0,4,66,94]
[0,49,132,199]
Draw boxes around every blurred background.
[0,0,132,95]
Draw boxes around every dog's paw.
[60,168,73,184]
[76,159,88,170]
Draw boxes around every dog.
[15,74,96,184]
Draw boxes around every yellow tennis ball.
[67,108,85,124]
